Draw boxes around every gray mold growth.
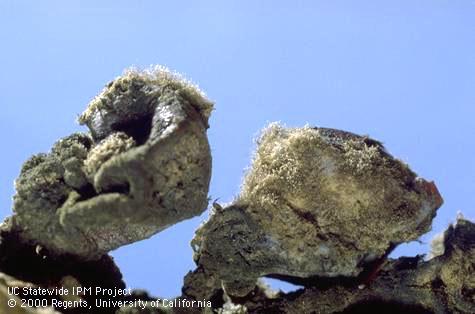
[2,67,468,313]
[185,123,443,298]
[5,67,213,260]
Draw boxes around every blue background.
[0,1,474,297]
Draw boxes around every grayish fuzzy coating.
[83,132,136,180]
[185,123,443,298]
[5,67,213,260]
[78,66,213,140]
[428,230,446,260]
